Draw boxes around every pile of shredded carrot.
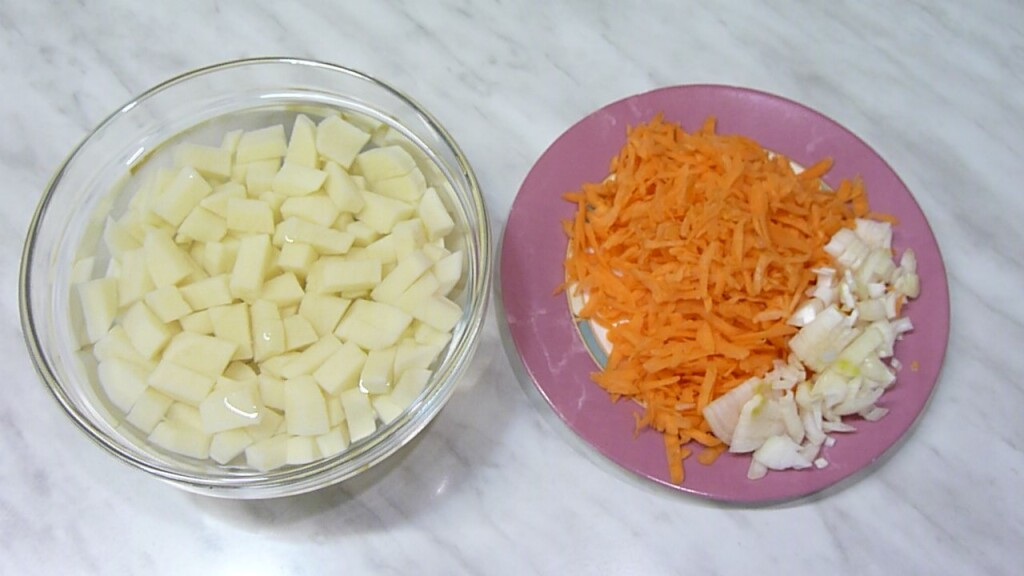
[561,114,887,484]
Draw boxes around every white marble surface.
[2,0,1022,573]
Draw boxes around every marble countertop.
[2,1,1022,573]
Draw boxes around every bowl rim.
[19,56,492,497]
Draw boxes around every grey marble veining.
[2,0,1022,574]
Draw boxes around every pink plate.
[499,85,950,502]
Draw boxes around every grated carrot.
[562,114,874,483]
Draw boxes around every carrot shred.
[561,114,881,483]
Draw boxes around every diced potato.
[256,352,298,379]
[243,158,281,195]
[250,300,286,363]
[359,347,396,394]
[97,359,149,412]
[357,191,415,234]
[391,368,432,407]
[236,125,287,164]
[284,114,319,168]
[327,395,346,426]
[208,302,253,361]
[221,129,243,156]
[200,182,247,217]
[298,294,351,337]
[166,402,204,431]
[148,358,215,405]
[178,310,213,334]
[179,275,233,311]
[409,295,463,333]
[313,341,367,394]
[280,194,339,227]
[354,145,417,183]
[143,285,192,323]
[77,277,118,344]
[434,250,463,296]
[324,162,366,213]
[273,217,354,255]
[224,361,258,384]
[177,206,227,243]
[390,218,428,257]
[284,375,330,436]
[94,325,154,369]
[316,426,350,458]
[153,167,213,227]
[144,229,195,287]
[283,315,318,352]
[394,272,441,314]
[372,167,427,203]
[261,272,305,308]
[319,257,382,293]
[200,385,264,433]
[316,116,370,168]
[117,248,154,307]
[245,408,284,443]
[209,428,253,464]
[371,250,433,304]
[346,221,380,247]
[371,395,404,425]
[272,163,327,197]
[277,242,318,277]
[226,198,275,234]
[413,321,452,345]
[258,373,286,410]
[418,187,455,241]
[229,234,273,300]
[339,388,376,443]
[162,331,237,379]
[125,388,174,433]
[103,216,140,259]
[200,239,240,276]
[361,234,399,265]
[149,420,211,459]
[393,339,447,377]
[245,434,289,471]
[122,302,174,359]
[335,299,413,350]
[174,143,232,179]
[286,436,321,465]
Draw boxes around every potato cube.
[298,294,351,337]
[200,182,247,217]
[144,229,195,287]
[209,428,253,464]
[434,250,463,296]
[354,145,417,183]
[273,217,354,255]
[391,368,432,408]
[200,239,240,276]
[226,198,275,234]
[245,434,289,471]
[334,299,413,351]
[162,331,237,378]
[166,402,204,431]
[283,315,318,352]
[256,352,298,379]
[340,388,376,443]
[94,325,153,369]
[371,250,433,304]
[243,158,281,195]
[236,125,287,164]
[125,388,174,433]
[418,187,455,241]
[324,162,366,213]
[316,116,370,168]
[327,395,346,426]
[277,242,318,277]
[209,302,253,360]
[143,285,193,323]
[117,248,154,307]
[284,375,330,436]
[361,234,399,265]
[280,194,339,227]
[272,163,327,196]
[286,436,321,465]
[258,373,286,410]
[261,272,305,308]
[103,216,140,259]
[179,275,233,311]
[229,234,273,300]
[153,166,213,227]
[177,206,227,243]
[313,341,367,394]
[77,277,118,344]
[284,114,318,168]
[97,359,149,412]
[394,272,441,314]
[356,191,415,234]
[393,339,447,377]
[345,221,380,248]
[199,386,264,433]
[359,347,396,394]
[178,310,213,334]
[372,167,427,204]
[410,295,463,333]
[148,358,215,405]
[224,361,258,384]
[149,420,211,459]
[122,301,174,359]
[371,395,404,425]
[174,143,232,179]
[245,408,284,443]
[250,300,286,362]
[316,426,351,458]
[319,258,381,293]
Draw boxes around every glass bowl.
[19,58,491,498]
